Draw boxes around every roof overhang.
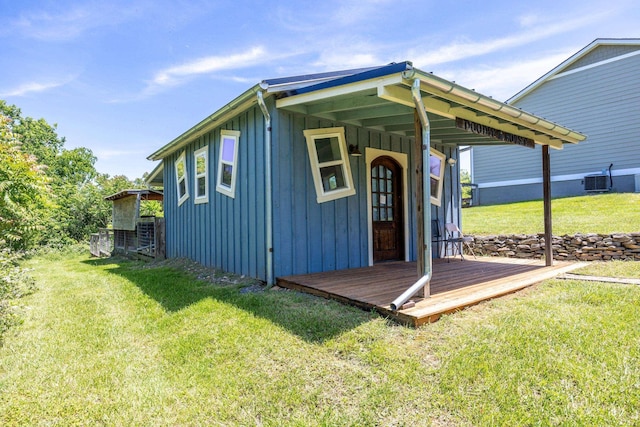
[145,161,164,187]
[104,189,164,202]
[276,63,585,149]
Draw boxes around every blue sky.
[1,0,638,180]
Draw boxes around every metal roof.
[148,60,586,162]
[276,62,585,148]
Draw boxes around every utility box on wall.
[635,174,640,192]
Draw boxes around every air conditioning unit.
[584,174,609,192]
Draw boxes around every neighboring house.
[147,61,584,285]
[472,38,640,205]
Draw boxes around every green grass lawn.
[1,251,639,425]
[463,193,640,235]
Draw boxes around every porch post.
[542,144,553,266]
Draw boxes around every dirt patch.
[141,257,265,292]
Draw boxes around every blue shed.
[147,61,584,306]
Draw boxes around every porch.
[277,257,584,326]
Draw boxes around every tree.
[0,115,52,250]
[460,169,472,200]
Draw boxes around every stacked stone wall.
[470,233,640,261]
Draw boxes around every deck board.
[277,257,585,326]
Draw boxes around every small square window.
[175,152,189,206]
[194,146,208,204]
[216,130,240,198]
[304,127,356,203]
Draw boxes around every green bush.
[0,249,37,344]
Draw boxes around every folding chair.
[445,222,476,261]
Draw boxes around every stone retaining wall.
[469,233,640,261]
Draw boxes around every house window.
[216,129,240,198]
[429,147,446,206]
[304,127,356,203]
[194,146,208,204]
[175,152,189,206]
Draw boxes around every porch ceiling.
[275,69,586,149]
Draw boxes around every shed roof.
[104,189,164,201]
[509,38,640,103]
[148,61,586,161]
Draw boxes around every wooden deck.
[277,257,585,326]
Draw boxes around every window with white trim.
[304,127,356,203]
[216,129,240,198]
[194,146,208,204]
[429,147,446,206]
[175,152,189,206]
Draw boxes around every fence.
[90,217,165,259]
[89,229,113,257]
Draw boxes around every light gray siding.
[473,45,640,204]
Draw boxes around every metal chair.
[445,222,476,261]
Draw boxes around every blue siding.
[271,111,460,277]
[162,100,462,280]
[163,105,268,281]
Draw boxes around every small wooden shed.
[101,189,165,258]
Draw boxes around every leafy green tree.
[461,169,472,200]
[1,99,163,245]
[0,115,52,250]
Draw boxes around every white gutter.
[390,79,432,311]
[257,90,274,286]
[412,71,585,144]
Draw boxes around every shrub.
[0,249,37,344]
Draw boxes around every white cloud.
[410,11,607,66]
[0,79,70,97]
[150,46,269,88]
[312,52,382,71]
[7,3,138,41]
[436,51,574,101]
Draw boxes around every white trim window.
[429,147,446,206]
[216,129,240,198]
[175,151,189,206]
[304,127,356,203]
[194,146,209,204]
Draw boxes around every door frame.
[365,148,409,266]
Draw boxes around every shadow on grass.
[82,257,377,343]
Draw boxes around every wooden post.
[414,110,425,280]
[542,144,553,266]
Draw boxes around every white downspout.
[257,90,274,286]
[390,78,432,311]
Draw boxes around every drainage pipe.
[257,90,274,286]
[390,79,432,311]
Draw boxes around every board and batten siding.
[271,110,460,278]
[163,105,268,281]
[473,45,640,204]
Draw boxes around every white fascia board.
[549,49,640,81]
[509,39,640,103]
[276,74,404,110]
